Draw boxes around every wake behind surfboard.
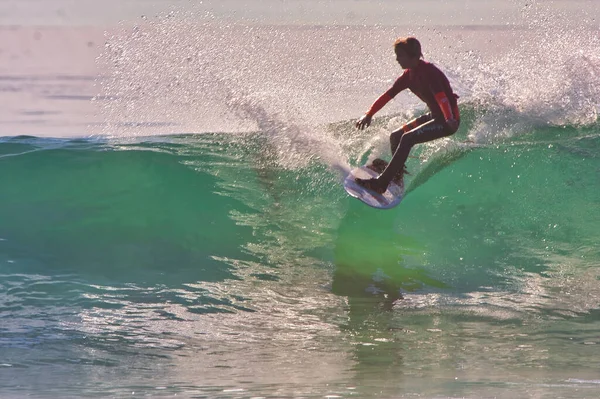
[344,166,404,209]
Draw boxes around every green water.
[1,123,600,398]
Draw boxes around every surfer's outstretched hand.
[355,114,372,130]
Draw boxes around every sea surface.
[1,1,600,398]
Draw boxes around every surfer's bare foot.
[367,158,388,174]
[355,177,387,194]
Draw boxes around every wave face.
[2,117,600,397]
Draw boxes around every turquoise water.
[3,0,600,396]
[1,114,600,397]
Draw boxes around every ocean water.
[2,1,600,398]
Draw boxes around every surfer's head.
[393,37,422,69]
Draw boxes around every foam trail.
[226,91,351,176]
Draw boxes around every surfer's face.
[395,47,418,69]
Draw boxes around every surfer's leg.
[367,114,433,176]
[357,115,456,194]
[390,114,433,154]
[379,119,454,186]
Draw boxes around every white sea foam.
[461,1,600,142]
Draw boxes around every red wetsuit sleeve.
[365,71,409,117]
[434,91,455,121]
[366,93,392,117]
[424,62,458,121]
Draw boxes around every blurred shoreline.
[0,26,105,137]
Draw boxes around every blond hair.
[394,37,423,58]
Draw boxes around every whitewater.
[1,1,600,398]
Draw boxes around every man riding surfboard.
[355,37,460,194]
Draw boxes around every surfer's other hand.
[446,118,459,132]
[355,114,372,130]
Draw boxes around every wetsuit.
[362,59,460,190]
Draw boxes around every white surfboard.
[344,166,405,209]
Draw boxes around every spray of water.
[458,0,600,142]
[96,11,401,173]
[96,1,600,173]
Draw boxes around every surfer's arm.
[434,91,459,131]
[434,92,455,121]
[366,93,393,117]
[427,67,459,129]
[356,93,392,130]
[356,73,407,130]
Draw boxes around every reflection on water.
[332,200,447,308]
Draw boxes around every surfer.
[355,37,460,194]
